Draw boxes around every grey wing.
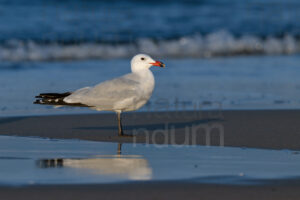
[65,73,141,108]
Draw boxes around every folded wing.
[64,73,142,110]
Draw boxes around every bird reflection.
[37,143,152,180]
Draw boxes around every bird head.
[131,54,165,72]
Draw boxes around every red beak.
[150,61,165,68]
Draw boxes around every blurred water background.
[0,0,300,116]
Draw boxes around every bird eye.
[141,57,145,61]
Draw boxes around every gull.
[34,54,165,136]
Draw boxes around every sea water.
[0,0,300,116]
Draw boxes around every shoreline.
[1,110,300,199]
[1,110,300,150]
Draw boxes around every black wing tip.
[36,92,72,99]
[34,92,90,108]
[33,100,40,104]
[34,92,71,105]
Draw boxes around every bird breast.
[123,70,154,111]
[139,70,155,97]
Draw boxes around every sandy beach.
[1,0,300,199]
[1,110,300,149]
[1,110,300,199]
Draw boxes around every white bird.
[34,54,165,136]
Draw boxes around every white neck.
[131,61,152,73]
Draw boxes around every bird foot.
[118,132,133,138]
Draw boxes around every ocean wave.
[0,31,299,61]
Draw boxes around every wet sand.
[1,110,300,150]
[1,109,300,199]
[2,181,300,200]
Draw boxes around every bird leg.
[117,111,124,136]
[117,143,122,155]
[116,111,133,137]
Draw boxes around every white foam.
[0,31,299,61]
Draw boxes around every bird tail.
[34,92,89,107]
